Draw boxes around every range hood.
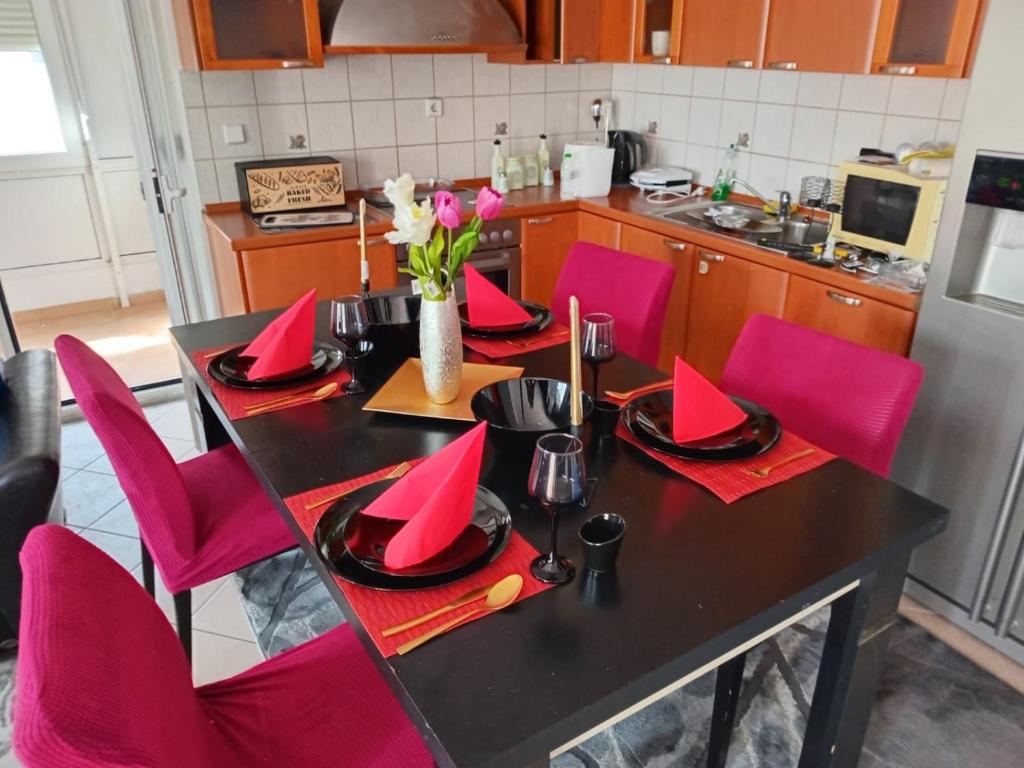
[325,0,522,51]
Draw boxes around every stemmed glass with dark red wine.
[582,313,616,400]
[330,296,370,394]
[528,433,586,585]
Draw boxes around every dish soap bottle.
[537,134,550,176]
[490,139,504,189]
[711,144,737,202]
[560,152,577,199]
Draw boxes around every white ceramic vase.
[419,292,463,404]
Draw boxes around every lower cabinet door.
[619,225,695,373]
[240,238,396,312]
[684,249,789,382]
[521,212,580,306]
[783,275,917,356]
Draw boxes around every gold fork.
[243,382,336,411]
[604,379,672,401]
[303,461,413,511]
[742,448,816,479]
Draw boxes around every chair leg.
[706,651,747,768]
[140,540,155,597]
[173,589,192,663]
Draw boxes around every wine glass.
[582,313,616,400]
[330,295,370,394]
[528,433,586,585]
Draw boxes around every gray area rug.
[233,550,1024,768]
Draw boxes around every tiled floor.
[13,296,180,399]
[59,398,265,688]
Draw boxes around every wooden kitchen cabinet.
[492,0,615,63]
[185,0,323,70]
[872,0,983,77]
[240,238,396,312]
[783,275,917,356]
[679,0,770,69]
[578,212,621,249]
[763,0,877,74]
[684,249,788,383]
[633,0,684,64]
[619,225,695,373]
[521,212,579,306]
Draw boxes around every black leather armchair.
[0,350,62,649]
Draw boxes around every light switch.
[222,124,246,145]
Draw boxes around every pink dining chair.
[551,242,676,366]
[719,314,924,476]
[54,335,296,660]
[14,525,433,768]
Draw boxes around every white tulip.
[385,197,435,247]
[383,173,415,208]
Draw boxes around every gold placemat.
[363,359,524,421]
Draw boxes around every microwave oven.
[830,161,947,262]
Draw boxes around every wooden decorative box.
[235,156,345,215]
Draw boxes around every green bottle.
[711,144,738,202]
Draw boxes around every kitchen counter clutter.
[203,184,920,380]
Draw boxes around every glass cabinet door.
[193,0,322,69]
[873,0,982,77]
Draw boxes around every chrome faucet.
[728,176,792,224]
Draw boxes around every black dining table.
[170,301,947,768]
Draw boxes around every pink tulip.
[434,190,462,229]
[475,186,504,221]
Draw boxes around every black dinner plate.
[314,482,512,590]
[207,341,342,389]
[458,300,553,337]
[623,391,781,461]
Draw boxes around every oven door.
[397,247,521,300]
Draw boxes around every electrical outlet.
[424,98,443,118]
[223,124,246,145]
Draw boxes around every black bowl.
[366,294,421,357]
[470,378,593,452]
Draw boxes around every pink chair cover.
[551,242,676,366]
[15,525,433,768]
[719,314,924,476]
[55,335,294,593]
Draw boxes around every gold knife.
[381,582,494,638]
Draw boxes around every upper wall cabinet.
[763,0,878,74]
[633,0,683,64]
[490,0,624,64]
[181,0,323,70]
[872,0,984,77]
[679,0,769,69]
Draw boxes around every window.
[0,0,83,169]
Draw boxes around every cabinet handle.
[767,61,797,70]
[662,239,687,252]
[880,65,918,76]
[655,56,672,65]
[364,238,387,246]
[727,59,754,69]
[570,57,589,63]
[281,59,314,69]
[526,217,554,225]
[826,290,863,307]
[702,253,725,262]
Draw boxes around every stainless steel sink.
[773,219,830,246]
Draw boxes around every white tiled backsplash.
[180,56,969,206]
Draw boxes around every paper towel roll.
[909,157,952,178]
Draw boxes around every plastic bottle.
[490,140,504,189]
[711,144,738,202]
[537,134,550,175]
[560,152,577,199]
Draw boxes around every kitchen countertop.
[203,185,920,311]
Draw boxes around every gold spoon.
[396,574,523,655]
[246,382,338,415]
[244,382,338,411]
[743,448,816,479]
[382,574,515,638]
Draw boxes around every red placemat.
[462,322,570,360]
[617,424,836,503]
[191,346,350,421]
[285,464,553,657]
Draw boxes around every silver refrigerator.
[891,0,1024,664]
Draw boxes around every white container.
[563,143,615,198]
[523,156,539,186]
[506,156,524,190]
[651,30,671,57]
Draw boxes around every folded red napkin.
[672,356,747,443]
[359,421,487,569]
[241,289,317,380]
[465,264,533,327]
